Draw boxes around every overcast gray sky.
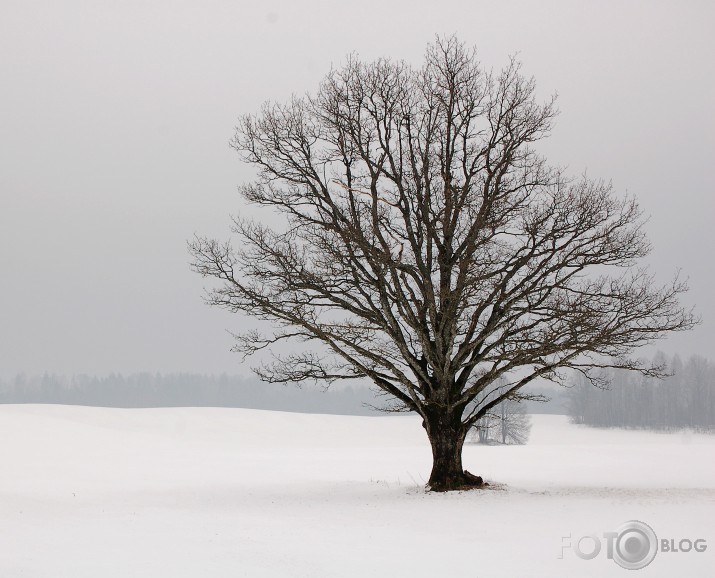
[1,0,713,379]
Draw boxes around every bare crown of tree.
[191,36,696,490]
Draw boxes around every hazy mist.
[2,0,713,379]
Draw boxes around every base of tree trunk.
[427,470,489,492]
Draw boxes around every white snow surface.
[1,405,713,577]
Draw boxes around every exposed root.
[427,470,490,492]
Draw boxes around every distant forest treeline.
[0,371,564,416]
[567,353,715,431]
[7,354,712,430]
[0,372,386,415]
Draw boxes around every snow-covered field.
[0,405,713,577]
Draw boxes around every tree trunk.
[424,411,485,491]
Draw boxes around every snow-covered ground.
[0,405,712,577]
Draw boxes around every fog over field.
[1,0,713,379]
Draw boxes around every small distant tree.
[472,412,498,444]
[470,395,532,445]
[190,36,696,491]
[496,397,532,444]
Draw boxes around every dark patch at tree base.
[427,470,490,492]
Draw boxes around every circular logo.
[613,520,658,570]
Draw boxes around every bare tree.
[471,412,498,444]
[469,382,532,445]
[190,36,696,491]
[496,397,532,445]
